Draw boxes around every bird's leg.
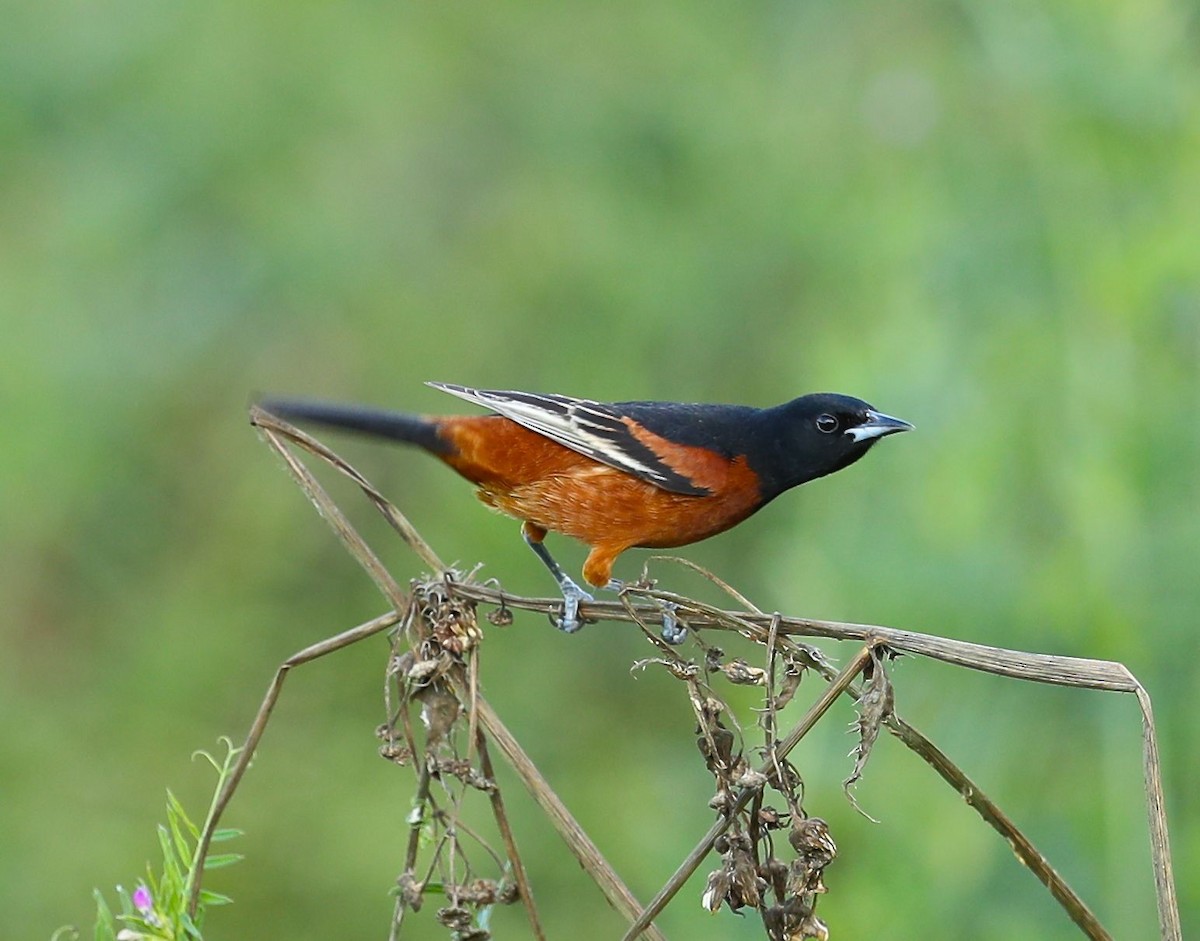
[522,525,593,634]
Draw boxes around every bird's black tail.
[257,398,453,455]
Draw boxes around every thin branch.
[883,714,1111,940]
[476,731,547,941]
[251,406,446,579]
[448,583,1140,692]
[465,693,670,941]
[187,609,403,916]
[746,628,1111,941]
[1134,686,1181,941]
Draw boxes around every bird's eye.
[816,414,839,434]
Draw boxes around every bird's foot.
[555,579,595,634]
[658,602,685,645]
[603,580,685,644]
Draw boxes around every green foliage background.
[3,2,1197,938]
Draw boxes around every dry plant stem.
[251,408,445,595]
[450,584,1139,691]
[187,609,402,917]
[263,410,515,924]
[621,645,875,941]
[391,758,435,940]
[1134,687,1180,941]
[402,762,434,877]
[464,693,670,941]
[262,413,556,937]
[251,407,446,575]
[762,613,783,782]
[883,713,1111,941]
[642,554,761,612]
[475,731,547,941]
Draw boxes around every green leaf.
[92,888,116,941]
[180,908,204,939]
[202,852,244,870]
[166,793,196,862]
[114,884,134,912]
[166,789,199,835]
[157,825,183,886]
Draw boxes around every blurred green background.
[3,1,1196,938]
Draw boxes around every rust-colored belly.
[437,415,763,550]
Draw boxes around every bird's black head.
[752,392,912,499]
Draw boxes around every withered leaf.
[843,645,895,817]
[772,656,806,710]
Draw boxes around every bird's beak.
[847,409,914,442]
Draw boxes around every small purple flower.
[132,884,153,916]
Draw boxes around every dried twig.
[188,608,403,916]
[475,732,544,939]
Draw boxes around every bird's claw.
[555,580,595,634]
[606,580,685,643]
[659,602,686,645]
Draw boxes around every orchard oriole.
[261,383,912,641]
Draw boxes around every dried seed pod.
[377,740,411,765]
[734,767,768,790]
[701,868,731,912]
[789,817,837,866]
[728,844,763,910]
[486,605,514,626]
[698,722,736,773]
[407,657,442,685]
[720,658,767,686]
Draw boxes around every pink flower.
[132,884,153,916]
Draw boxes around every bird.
[259,383,912,642]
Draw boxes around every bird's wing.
[429,382,711,496]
